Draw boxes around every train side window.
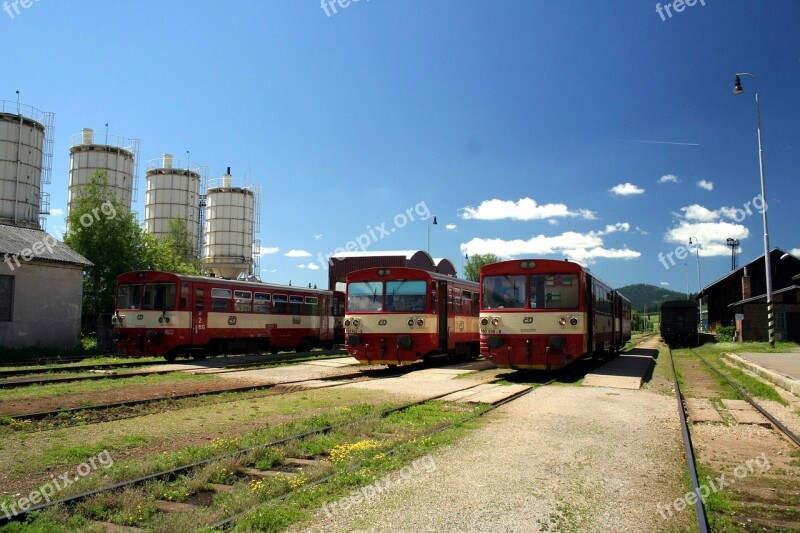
[448,287,454,312]
[195,288,205,312]
[454,288,462,313]
[290,295,304,315]
[234,290,252,312]
[306,296,318,315]
[254,292,271,313]
[473,292,480,315]
[211,288,232,312]
[462,290,471,315]
[273,294,288,313]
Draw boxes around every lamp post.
[685,262,690,299]
[426,216,437,253]
[734,73,774,347]
[689,237,702,330]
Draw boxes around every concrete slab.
[720,399,751,411]
[582,348,657,390]
[719,398,771,426]
[685,398,723,423]
[439,384,503,402]
[154,500,200,513]
[93,521,143,533]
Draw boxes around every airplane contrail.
[619,139,700,146]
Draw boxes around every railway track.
[0,350,348,388]
[0,375,545,529]
[668,345,800,532]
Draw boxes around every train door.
[437,281,448,351]
[193,286,206,344]
[320,296,330,341]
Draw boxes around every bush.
[716,325,736,342]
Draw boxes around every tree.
[463,253,501,282]
[65,172,201,326]
[65,171,147,324]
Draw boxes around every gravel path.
[295,383,686,532]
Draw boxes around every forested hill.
[615,284,692,311]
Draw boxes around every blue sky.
[2,0,798,292]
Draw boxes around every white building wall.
[0,260,84,349]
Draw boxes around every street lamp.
[733,73,774,347]
[689,237,702,329]
[426,216,437,253]
[685,262,690,299]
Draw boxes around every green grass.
[0,371,218,403]
[12,399,486,532]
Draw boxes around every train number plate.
[345,329,362,334]
[481,329,501,334]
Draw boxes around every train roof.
[118,271,332,295]
[346,266,479,288]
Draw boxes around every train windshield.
[530,274,580,309]
[142,283,177,311]
[347,281,384,312]
[482,275,527,309]
[385,280,427,312]
[117,284,142,310]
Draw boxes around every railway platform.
[582,339,660,390]
[724,351,800,399]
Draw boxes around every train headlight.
[559,317,567,326]
[353,319,360,327]
[407,318,415,327]
[344,319,351,327]
[480,317,489,326]
[491,317,500,327]
[570,317,579,326]
[416,318,424,327]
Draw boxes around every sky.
[2,0,799,293]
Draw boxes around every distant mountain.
[616,283,692,312]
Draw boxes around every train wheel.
[270,348,280,355]
[192,352,207,361]
[164,352,177,363]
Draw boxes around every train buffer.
[582,348,658,390]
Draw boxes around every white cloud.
[660,281,670,286]
[285,250,311,258]
[50,208,64,216]
[445,223,457,230]
[635,226,649,235]
[680,205,720,222]
[459,197,596,221]
[259,246,279,255]
[593,223,630,236]
[697,180,714,191]
[548,219,559,226]
[789,248,800,258]
[314,234,323,240]
[298,263,320,270]
[663,221,749,257]
[459,230,640,266]
[609,182,645,196]
[658,174,679,184]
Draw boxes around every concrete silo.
[68,128,139,217]
[0,100,54,229]
[144,154,205,258]
[202,168,255,279]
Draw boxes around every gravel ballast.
[297,383,688,532]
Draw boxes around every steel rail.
[693,349,800,448]
[669,348,710,533]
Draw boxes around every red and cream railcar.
[113,270,335,361]
[480,259,631,370]
[344,267,479,365]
